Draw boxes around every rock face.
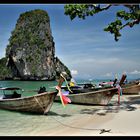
[6,9,71,80]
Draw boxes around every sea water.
[0,79,109,136]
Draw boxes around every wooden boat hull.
[122,84,140,95]
[55,87,118,105]
[0,91,57,114]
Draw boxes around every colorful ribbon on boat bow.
[56,85,71,107]
[116,84,122,104]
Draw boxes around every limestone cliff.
[6,9,71,80]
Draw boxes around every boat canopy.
[0,87,22,90]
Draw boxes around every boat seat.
[3,92,21,99]
[12,91,21,98]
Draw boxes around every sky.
[0,4,140,80]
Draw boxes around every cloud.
[129,70,140,75]
[69,57,120,65]
[71,70,78,75]
[103,72,113,77]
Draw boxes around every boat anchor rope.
[51,115,112,134]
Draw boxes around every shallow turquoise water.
[0,79,108,136]
[0,80,58,96]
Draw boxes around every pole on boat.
[113,78,118,87]
[57,72,68,88]
[119,74,127,86]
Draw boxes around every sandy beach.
[1,93,140,136]
[37,94,140,136]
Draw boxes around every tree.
[64,4,140,41]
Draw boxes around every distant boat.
[0,72,68,114]
[61,83,96,94]
[0,87,57,114]
[122,80,140,95]
[55,74,127,105]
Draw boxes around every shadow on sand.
[47,111,72,117]
[80,97,140,116]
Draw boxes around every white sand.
[35,95,140,136]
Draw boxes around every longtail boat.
[55,74,127,105]
[55,87,118,105]
[121,81,140,95]
[0,72,67,114]
[0,88,57,114]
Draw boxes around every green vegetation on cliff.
[0,58,12,80]
[6,9,50,57]
[5,9,71,80]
